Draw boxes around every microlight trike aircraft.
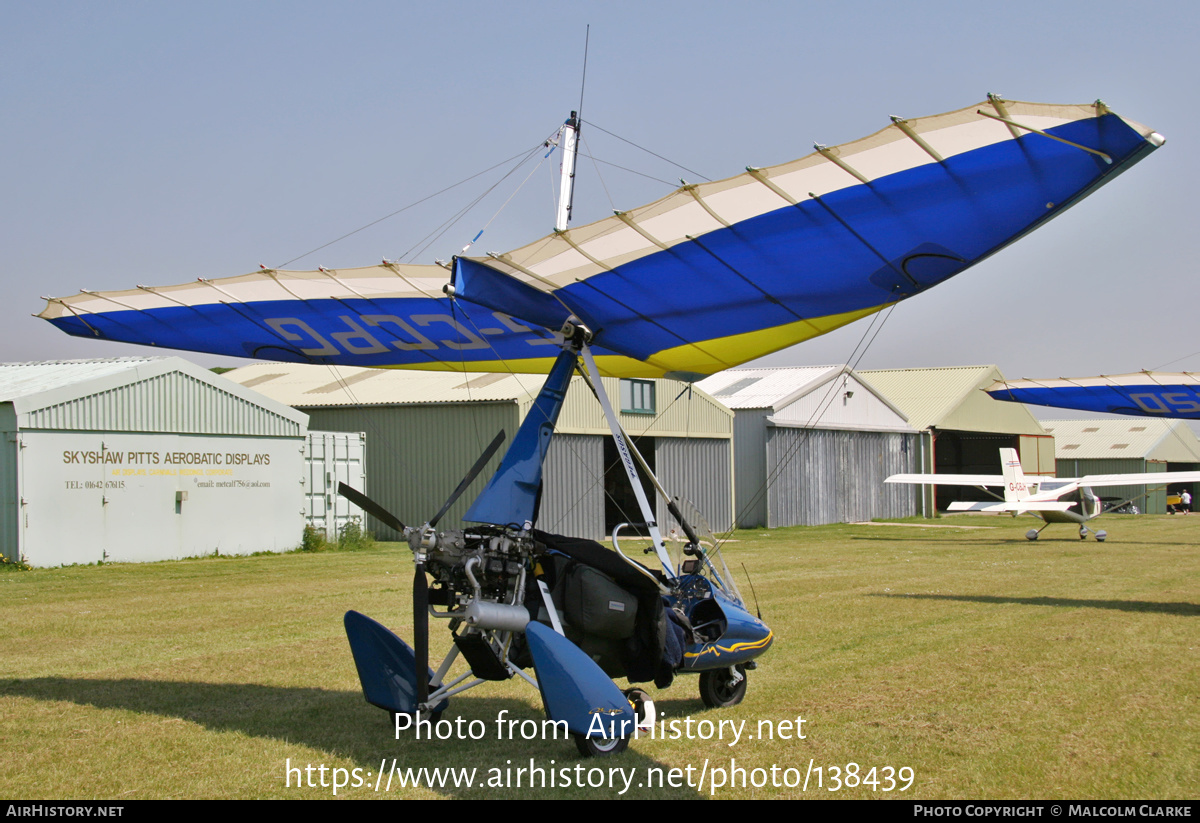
[38,97,1164,755]
[887,447,1200,541]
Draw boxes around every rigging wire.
[597,376,700,534]
[1152,350,1200,370]
[579,135,617,212]
[272,106,696,272]
[455,145,555,257]
[716,303,901,544]
[575,149,679,188]
[583,120,712,182]
[402,139,553,262]
[275,144,545,269]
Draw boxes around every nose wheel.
[699,665,747,708]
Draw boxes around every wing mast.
[554,111,580,232]
[552,115,681,577]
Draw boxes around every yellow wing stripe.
[378,305,889,378]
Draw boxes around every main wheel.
[624,688,656,732]
[573,731,630,758]
[699,665,747,708]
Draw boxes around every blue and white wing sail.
[40,99,1164,378]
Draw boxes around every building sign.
[19,432,304,566]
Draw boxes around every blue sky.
[4,1,1197,381]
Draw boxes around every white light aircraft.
[886,448,1200,541]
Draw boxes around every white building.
[697,366,918,527]
[0,358,309,566]
[1044,418,1200,513]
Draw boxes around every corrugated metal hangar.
[697,366,918,527]
[0,358,309,566]
[1043,419,1200,513]
[859,366,1054,513]
[223,364,733,540]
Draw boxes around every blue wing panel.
[989,384,1200,419]
[47,296,602,367]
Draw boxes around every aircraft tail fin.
[999,448,1030,502]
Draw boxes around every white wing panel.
[886,474,1005,486]
[770,161,859,200]
[640,199,724,244]
[701,179,793,224]
[841,136,938,182]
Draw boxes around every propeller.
[336,429,507,713]
[429,429,507,529]
[336,482,406,534]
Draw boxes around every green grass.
[2,514,1196,799]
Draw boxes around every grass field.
[2,514,1197,800]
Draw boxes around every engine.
[406,525,538,629]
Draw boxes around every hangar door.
[933,431,1018,510]
[766,427,917,526]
